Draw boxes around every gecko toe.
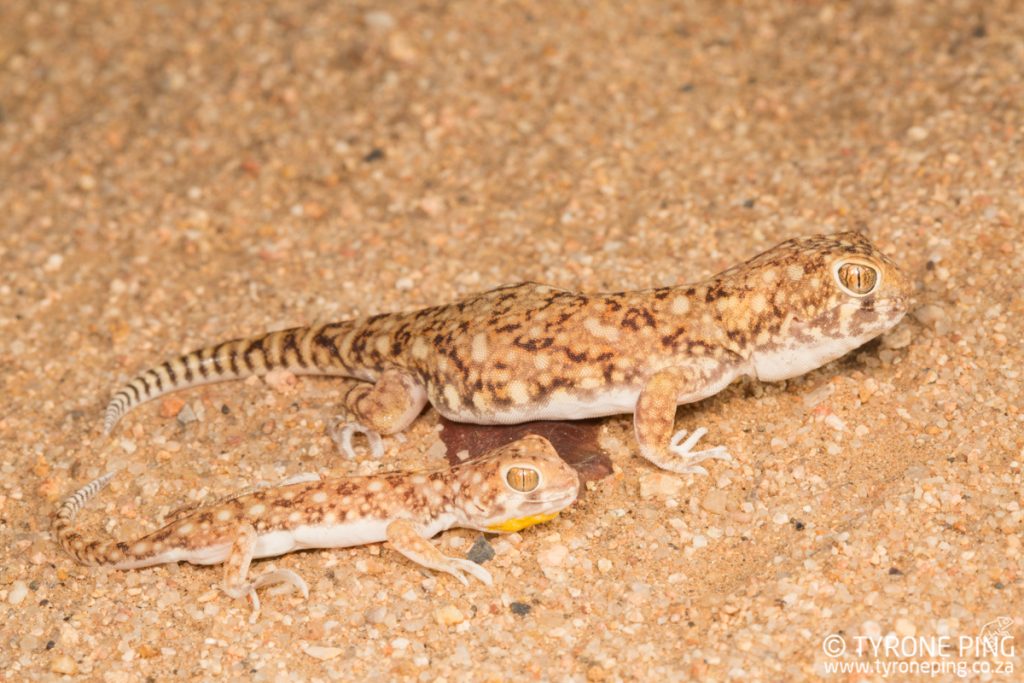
[461,560,493,586]
[665,427,732,474]
[330,420,383,459]
[253,568,309,599]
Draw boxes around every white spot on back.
[507,380,531,404]
[583,317,620,342]
[443,384,461,410]
[471,333,489,363]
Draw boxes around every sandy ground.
[1,0,1022,680]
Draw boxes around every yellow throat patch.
[486,512,560,533]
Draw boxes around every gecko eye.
[835,261,880,296]
[505,467,540,493]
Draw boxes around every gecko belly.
[440,362,746,425]
[288,519,390,551]
[289,514,457,550]
[445,386,644,425]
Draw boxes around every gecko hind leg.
[386,519,493,586]
[220,523,306,622]
[330,369,428,459]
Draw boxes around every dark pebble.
[466,535,495,565]
[510,602,531,616]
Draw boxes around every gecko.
[55,435,579,618]
[102,231,911,474]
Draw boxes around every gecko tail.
[102,321,359,434]
[53,470,124,566]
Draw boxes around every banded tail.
[103,322,357,434]
[54,471,126,566]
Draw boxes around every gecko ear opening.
[505,466,540,493]
[834,260,880,297]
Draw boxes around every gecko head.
[453,435,580,533]
[726,231,913,381]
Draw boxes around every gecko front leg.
[330,369,428,458]
[634,367,733,475]
[221,523,309,622]
[386,519,492,586]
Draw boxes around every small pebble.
[7,581,28,605]
[881,325,913,349]
[364,10,395,30]
[912,304,949,330]
[365,606,388,624]
[264,368,298,392]
[510,602,531,616]
[702,490,728,515]
[434,605,465,626]
[824,414,846,432]
[894,618,916,637]
[537,544,569,567]
[466,536,495,564]
[302,645,344,661]
[176,403,198,426]
[639,472,684,499]
[50,655,78,675]
[159,396,187,418]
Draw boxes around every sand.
[0,0,1021,680]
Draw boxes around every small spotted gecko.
[103,232,911,474]
[55,435,579,618]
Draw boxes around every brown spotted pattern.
[54,435,579,569]
[103,232,911,461]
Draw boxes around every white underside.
[751,329,882,382]
[448,326,895,425]
[264,513,457,557]
[447,365,748,425]
[114,515,459,569]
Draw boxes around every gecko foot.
[665,427,732,476]
[238,568,310,623]
[329,419,384,458]
[436,557,493,587]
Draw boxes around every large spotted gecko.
[102,232,911,474]
[55,435,579,618]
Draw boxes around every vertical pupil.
[840,263,876,293]
[507,468,538,491]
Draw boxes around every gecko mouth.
[526,490,578,509]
